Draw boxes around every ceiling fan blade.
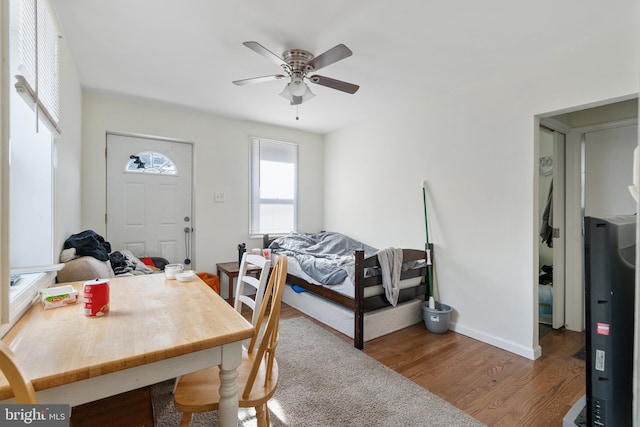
[309,75,359,94]
[243,41,288,68]
[304,44,352,72]
[233,74,287,86]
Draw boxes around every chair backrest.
[0,341,37,404]
[234,253,272,326]
[242,255,287,399]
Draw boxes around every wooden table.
[0,274,254,427]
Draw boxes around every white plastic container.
[175,270,195,282]
[40,285,79,309]
[165,264,184,279]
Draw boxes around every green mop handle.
[422,183,433,298]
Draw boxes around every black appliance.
[583,215,636,427]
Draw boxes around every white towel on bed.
[377,248,403,306]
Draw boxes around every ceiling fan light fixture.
[289,77,307,97]
[279,81,315,104]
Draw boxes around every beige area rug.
[151,317,484,427]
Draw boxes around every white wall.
[55,39,83,255]
[81,93,324,293]
[584,124,638,217]
[324,26,639,359]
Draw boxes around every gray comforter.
[268,232,379,285]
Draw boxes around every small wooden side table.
[216,262,241,305]
[216,261,271,306]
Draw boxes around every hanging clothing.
[540,180,553,248]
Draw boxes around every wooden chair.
[170,254,272,395]
[0,340,38,403]
[235,252,271,327]
[174,255,287,427]
[171,253,271,394]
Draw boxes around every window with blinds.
[249,137,298,236]
[15,0,60,134]
[0,0,57,334]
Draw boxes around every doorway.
[106,133,195,267]
[537,98,638,348]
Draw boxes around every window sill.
[0,271,56,338]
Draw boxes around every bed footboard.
[353,248,429,349]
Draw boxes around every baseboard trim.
[451,321,540,360]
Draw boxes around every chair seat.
[174,348,279,413]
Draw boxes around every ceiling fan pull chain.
[296,105,299,121]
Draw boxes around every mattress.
[285,254,424,299]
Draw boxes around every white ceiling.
[51,0,638,135]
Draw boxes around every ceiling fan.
[233,41,360,105]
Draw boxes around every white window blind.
[250,137,298,236]
[15,0,60,134]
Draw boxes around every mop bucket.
[423,301,452,334]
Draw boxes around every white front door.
[106,133,194,266]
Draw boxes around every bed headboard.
[262,234,275,249]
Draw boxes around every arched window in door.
[125,151,178,175]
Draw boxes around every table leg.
[217,267,237,306]
[217,342,242,427]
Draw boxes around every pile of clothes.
[61,230,111,262]
[61,230,159,276]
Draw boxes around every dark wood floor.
[281,304,586,427]
[71,303,585,427]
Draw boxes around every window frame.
[0,0,59,336]
[249,137,298,238]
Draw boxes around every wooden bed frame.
[264,235,430,349]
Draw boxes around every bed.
[263,232,431,349]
